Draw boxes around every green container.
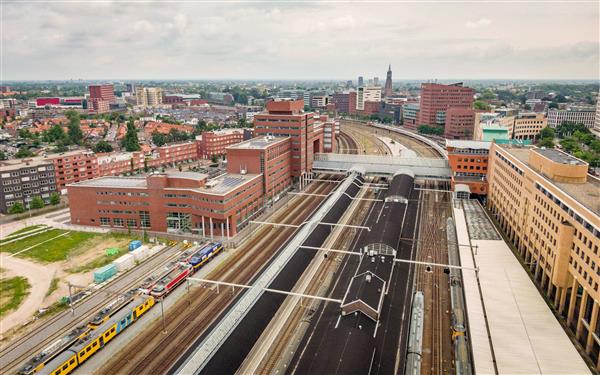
[106,248,119,256]
[93,264,118,283]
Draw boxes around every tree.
[93,140,113,153]
[46,124,66,143]
[0,150,6,160]
[30,196,45,209]
[538,138,554,148]
[211,154,218,163]
[556,121,589,138]
[18,128,33,139]
[152,131,167,147]
[8,202,25,214]
[15,146,34,158]
[67,120,84,145]
[539,127,555,140]
[417,125,444,136]
[473,101,492,110]
[49,192,61,205]
[121,121,141,151]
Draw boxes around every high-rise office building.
[358,76,364,87]
[373,77,379,86]
[414,82,474,129]
[384,65,393,97]
[487,144,600,368]
[253,99,315,177]
[136,87,163,107]
[356,86,382,111]
[88,84,115,113]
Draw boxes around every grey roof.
[445,140,492,150]
[228,136,289,150]
[70,176,147,188]
[534,148,587,166]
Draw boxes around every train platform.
[453,199,590,375]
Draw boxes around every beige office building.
[499,113,547,141]
[136,87,163,107]
[488,143,600,369]
[356,86,381,111]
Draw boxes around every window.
[113,218,124,227]
[139,211,151,228]
[127,219,137,228]
[100,217,110,226]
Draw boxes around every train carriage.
[189,242,223,270]
[34,295,154,375]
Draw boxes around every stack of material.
[113,253,135,271]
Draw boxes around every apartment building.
[198,129,246,159]
[52,150,99,191]
[548,108,596,129]
[88,84,115,114]
[136,87,163,107]
[487,144,600,369]
[0,159,57,213]
[356,86,381,111]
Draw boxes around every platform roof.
[454,200,590,375]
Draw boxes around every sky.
[1,0,599,81]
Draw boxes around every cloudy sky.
[2,0,599,80]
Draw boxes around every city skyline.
[2,1,599,80]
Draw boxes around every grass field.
[0,225,48,244]
[0,229,137,263]
[46,277,60,297]
[0,276,31,316]
[0,229,99,262]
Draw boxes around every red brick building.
[253,99,323,178]
[88,84,115,114]
[446,140,491,196]
[51,150,99,191]
[198,129,246,159]
[415,82,474,129]
[444,107,476,140]
[67,136,293,237]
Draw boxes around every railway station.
[3,116,596,375]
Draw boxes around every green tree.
[45,124,66,143]
[211,154,218,163]
[93,140,113,153]
[67,121,83,145]
[121,121,141,151]
[49,192,61,205]
[8,202,25,214]
[18,129,33,139]
[539,127,555,140]
[0,150,6,160]
[152,131,167,146]
[473,101,492,110]
[15,146,33,158]
[30,196,45,209]
[538,138,554,148]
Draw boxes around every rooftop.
[70,176,147,189]
[454,200,590,375]
[0,157,54,171]
[500,145,600,215]
[533,147,587,166]
[227,135,289,150]
[446,140,492,150]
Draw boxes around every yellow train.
[35,295,154,375]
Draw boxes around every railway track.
[256,177,377,374]
[341,119,442,158]
[97,178,340,375]
[340,125,390,156]
[0,242,186,375]
[414,179,452,374]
